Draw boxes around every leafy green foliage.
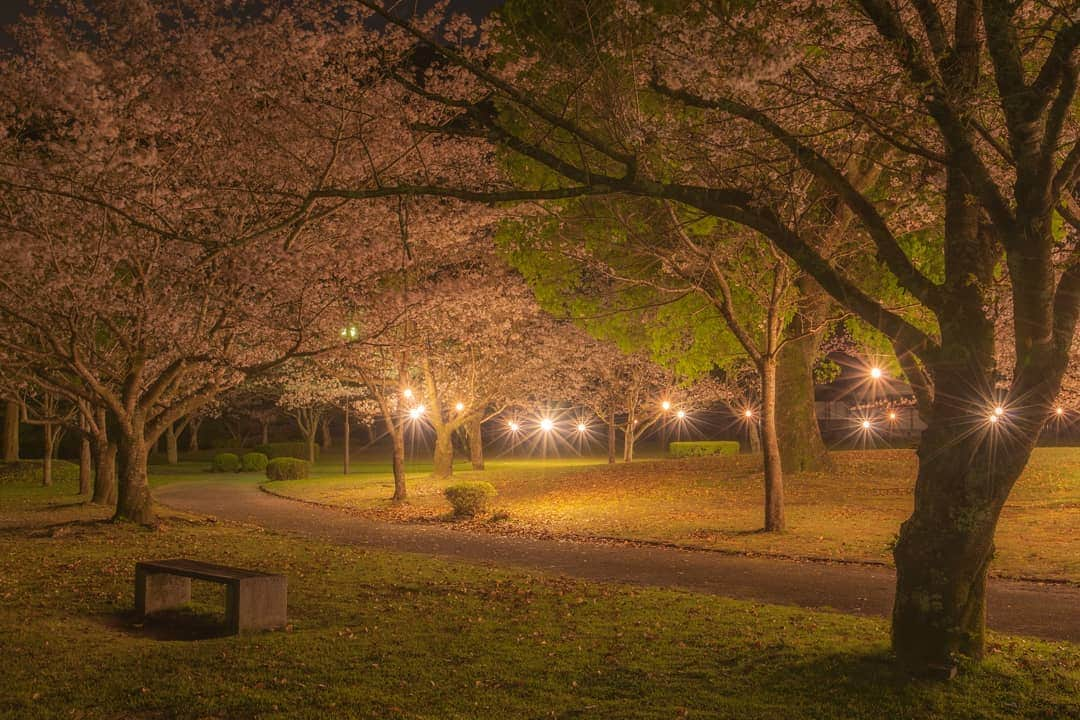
[240,452,268,473]
[444,481,497,517]
[669,441,741,458]
[210,453,240,473]
[265,457,309,481]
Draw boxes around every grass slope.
[255,448,1080,582]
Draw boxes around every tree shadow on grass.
[106,606,233,641]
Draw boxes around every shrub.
[265,457,309,481]
[211,452,241,473]
[444,481,497,518]
[241,452,268,472]
[0,460,79,485]
[254,442,318,461]
[668,441,741,458]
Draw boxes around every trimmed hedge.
[0,460,79,485]
[265,457,309,481]
[211,452,241,473]
[444,481,497,518]
[241,452,269,472]
[254,442,318,461]
[668,441,741,458]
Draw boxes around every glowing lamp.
[870,367,883,379]
[455,402,465,412]
[508,421,520,432]
[994,406,1004,417]
[1056,406,1064,416]
[661,400,671,412]
[540,418,554,432]
[888,411,897,421]
[402,387,413,399]
[409,405,425,419]
[988,414,999,424]
[676,410,686,419]
[861,420,871,430]
[744,409,754,418]
[576,422,587,433]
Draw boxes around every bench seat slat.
[136,559,280,583]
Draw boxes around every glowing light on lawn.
[676,410,686,419]
[402,387,413,400]
[455,402,465,412]
[408,404,425,420]
[540,418,554,432]
[869,366,883,380]
[576,422,587,433]
[661,400,671,412]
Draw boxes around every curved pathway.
[156,480,1080,643]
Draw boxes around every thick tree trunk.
[467,416,484,470]
[114,428,153,524]
[760,360,785,532]
[305,431,317,463]
[41,423,53,486]
[165,422,179,465]
[391,430,407,502]
[321,418,332,449]
[607,411,616,464]
[776,335,831,474]
[261,420,270,446]
[432,428,454,479]
[623,426,635,462]
[3,399,18,462]
[91,433,117,507]
[79,436,92,495]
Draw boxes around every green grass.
[253,448,1080,583]
[0,483,1077,719]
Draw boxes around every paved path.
[156,481,1080,643]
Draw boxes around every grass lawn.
[0,481,1078,719]
[256,448,1080,583]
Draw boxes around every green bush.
[254,442,317,461]
[0,460,79,485]
[668,441,741,458]
[211,452,241,473]
[444,481,497,518]
[241,452,269,472]
[265,457,309,481]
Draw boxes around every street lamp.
[539,418,554,432]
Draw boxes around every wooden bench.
[135,559,287,634]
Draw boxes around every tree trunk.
[114,427,153,524]
[623,424,635,462]
[306,430,317,463]
[321,417,332,449]
[760,359,785,532]
[391,430,407,502]
[467,416,484,470]
[79,436,92,495]
[776,334,831,474]
[432,427,454,479]
[261,420,270,446]
[187,418,201,452]
[165,422,179,465]
[607,411,616,464]
[41,422,53,486]
[343,406,351,475]
[90,408,117,506]
[3,399,18,462]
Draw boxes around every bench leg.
[226,576,287,633]
[135,569,192,617]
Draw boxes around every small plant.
[668,441,740,458]
[444,481,497,518]
[241,452,269,472]
[265,457,309,481]
[211,452,241,473]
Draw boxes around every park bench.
[135,559,287,634]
